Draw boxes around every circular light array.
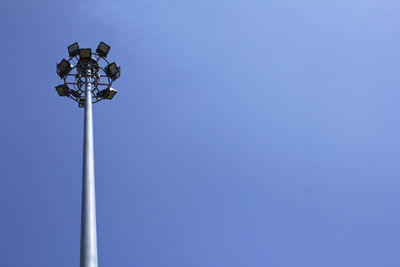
[55,42,121,106]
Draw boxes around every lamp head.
[105,62,121,81]
[69,89,81,98]
[78,98,85,108]
[55,84,69,96]
[97,87,117,100]
[79,48,92,60]
[67,42,80,57]
[57,59,73,79]
[96,42,111,57]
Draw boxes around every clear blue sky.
[1,0,400,266]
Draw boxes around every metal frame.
[61,53,114,105]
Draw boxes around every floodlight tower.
[55,42,121,267]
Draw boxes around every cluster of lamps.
[55,41,120,104]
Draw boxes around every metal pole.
[80,69,98,267]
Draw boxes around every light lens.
[70,90,81,98]
[106,88,117,99]
[55,84,69,96]
[96,42,111,57]
[97,87,117,100]
[79,48,92,60]
[57,59,72,78]
[78,98,85,107]
[68,42,80,57]
[107,63,118,75]
[105,62,120,80]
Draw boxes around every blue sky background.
[1,0,400,266]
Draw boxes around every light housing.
[68,42,80,57]
[105,62,120,81]
[96,42,111,57]
[97,87,117,100]
[55,84,69,96]
[70,89,81,98]
[79,48,92,60]
[57,59,73,79]
[78,98,85,108]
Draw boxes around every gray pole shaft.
[80,71,98,267]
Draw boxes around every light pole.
[55,42,121,267]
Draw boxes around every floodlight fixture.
[68,42,80,57]
[57,59,73,78]
[97,87,117,100]
[96,41,111,57]
[105,62,121,81]
[55,84,70,96]
[70,89,81,98]
[113,67,121,80]
[78,98,85,108]
[79,48,92,60]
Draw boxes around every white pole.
[80,69,98,267]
